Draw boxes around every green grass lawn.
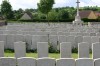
[4,53,92,59]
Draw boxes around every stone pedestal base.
[73,16,83,25]
[73,21,83,25]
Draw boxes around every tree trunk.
[46,14,50,26]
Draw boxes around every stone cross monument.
[73,0,83,25]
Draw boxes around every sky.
[0,0,100,10]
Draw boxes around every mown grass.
[4,53,92,59]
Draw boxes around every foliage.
[37,0,55,14]
[25,8,37,13]
[5,49,14,53]
[48,41,59,53]
[47,10,58,20]
[13,8,24,19]
[57,9,70,20]
[82,6,99,11]
[49,45,59,53]
[72,47,78,53]
[32,13,39,19]
[1,0,14,19]
[82,18,100,22]
[38,13,46,19]
[1,0,100,21]
[18,19,74,22]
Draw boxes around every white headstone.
[94,58,100,66]
[32,35,48,49]
[24,35,32,50]
[60,42,71,58]
[83,33,90,36]
[37,58,55,66]
[0,30,3,34]
[78,42,89,58]
[0,34,6,48]
[49,35,58,50]
[58,35,66,44]
[75,35,83,48]
[92,42,100,59]
[65,32,70,36]
[14,41,26,58]
[37,42,48,58]
[6,34,15,49]
[96,33,100,36]
[66,35,75,48]
[83,36,91,48]
[14,34,24,42]
[0,57,16,66]
[90,33,96,36]
[56,58,75,66]
[17,57,36,66]
[0,41,4,57]
[76,58,94,66]
[70,32,77,36]
[91,36,99,44]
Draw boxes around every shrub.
[26,43,37,53]
[72,47,78,53]
[48,41,60,53]
[5,49,14,53]
[26,49,37,53]
[18,19,74,22]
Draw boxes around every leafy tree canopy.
[37,0,55,14]
[1,0,14,19]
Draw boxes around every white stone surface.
[0,30,3,34]
[90,33,96,36]
[37,58,55,66]
[78,42,89,58]
[96,33,100,36]
[60,42,71,58]
[56,58,75,66]
[0,34,6,49]
[32,35,48,49]
[70,32,77,36]
[91,36,99,44]
[0,41,4,57]
[66,35,75,48]
[76,58,94,66]
[14,41,26,58]
[0,57,16,66]
[49,35,58,49]
[58,35,66,44]
[94,58,100,66]
[92,42,100,59]
[83,36,91,48]
[17,57,36,66]
[14,34,24,42]
[24,35,32,50]
[37,42,48,58]
[75,35,83,48]
[6,34,15,49]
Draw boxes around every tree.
[37,0,55,20]
[47,10,57,20]
[1,0,14,19]
[58,9,70,20]
[13,8,24,19]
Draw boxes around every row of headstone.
[2,57,100,66]
[1,24,100,33]
[1,30,100,36]
[1,41,100,59]
[0,34,24,49]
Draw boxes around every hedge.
[18,19,74,22]
[10,18,100,22]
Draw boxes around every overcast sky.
[0,0,100,10]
